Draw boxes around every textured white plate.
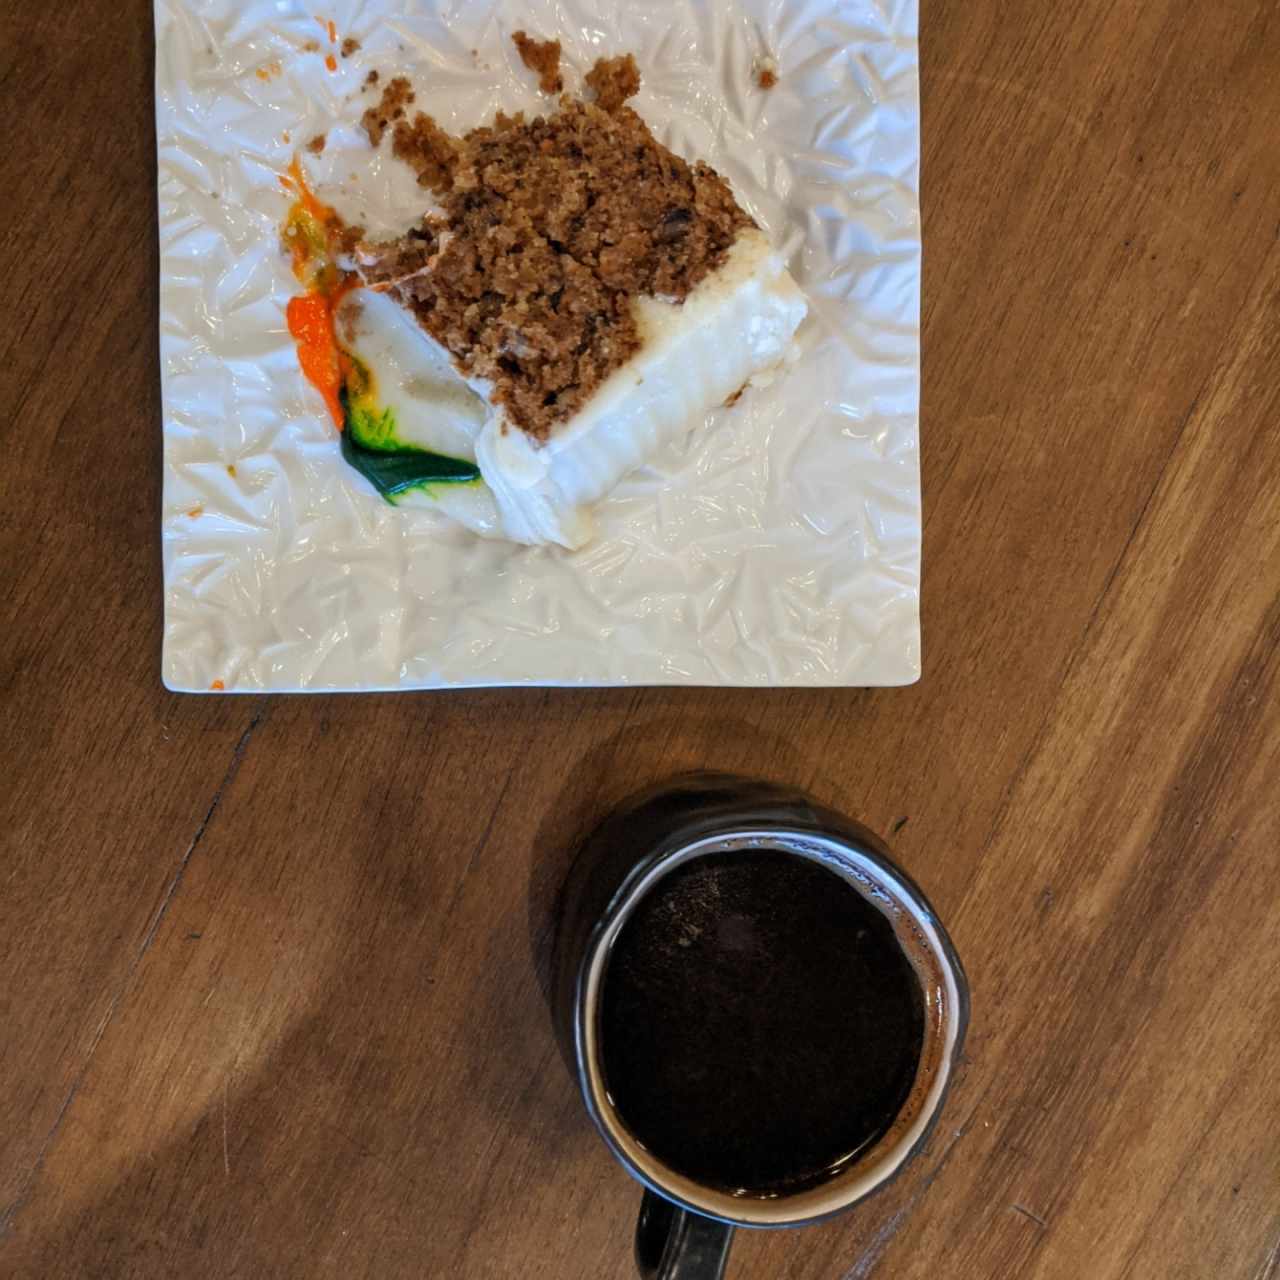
[156,0,921,691]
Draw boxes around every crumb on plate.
[754,56,779,90]
[306,133,327,154]
[584,53,641,111]
[512,30,563,94]
[362,76,414,146]
[341,36,360,58]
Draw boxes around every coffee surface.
[600,849,924,1194]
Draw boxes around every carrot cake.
[287,49,806,547]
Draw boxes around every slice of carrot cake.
[343,54,807,546]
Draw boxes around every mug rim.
[572,826,970,1228]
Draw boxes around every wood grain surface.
[2,0,1278,1276]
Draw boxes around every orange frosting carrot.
[287,294,344,428]
[281,158,359,430]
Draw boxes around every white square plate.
[156,0,921,690]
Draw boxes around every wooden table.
[3,0,1278,1276]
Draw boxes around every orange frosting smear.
[281,159,357,431]
[287,295,343,427]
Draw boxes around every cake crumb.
[341,36,360,58]
[392,113,460,192]
[362,76,414,146]
[512,30,563,94]
[226,464,237,477]
[210,679,225,690]
[303,39,320,53]
[754,56,778,90]
[364,69,379,88]
[306,133,326,154]
[585,53,640,111]
[723,383,748,407]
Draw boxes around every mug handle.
[635,1189,734,1280]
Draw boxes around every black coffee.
[599,849,924,1195]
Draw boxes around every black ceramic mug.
[552,775,969,1279]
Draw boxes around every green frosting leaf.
[346,399,404,453]
[339,389,480,501]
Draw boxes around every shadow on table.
[10,699,841,1277]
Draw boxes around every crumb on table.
[512,30,563,94]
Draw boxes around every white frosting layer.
[338,288,486,460]
[336,290,502,537]
[476,229,807,548]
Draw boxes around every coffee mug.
[552,775,969,1279]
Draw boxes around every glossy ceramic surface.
[156,0,922,690]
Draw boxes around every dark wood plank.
[0,0,266,1229]
[2,0,1278,1276]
